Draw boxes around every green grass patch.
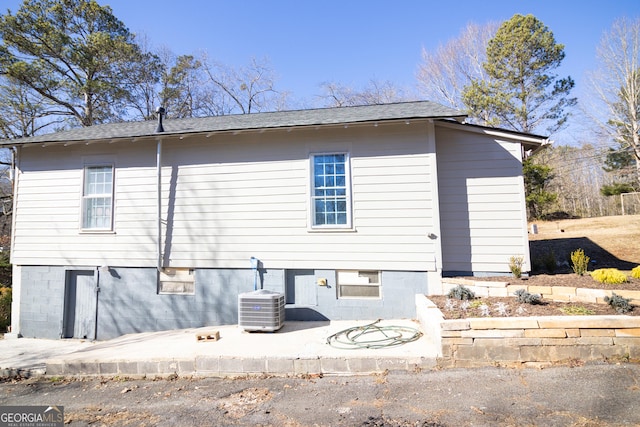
[559,305,595,316]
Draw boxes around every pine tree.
[462,14,576,134]
[0,0,159,127]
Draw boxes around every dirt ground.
[3,365,640,426]
[434,215,640,319]
[528,214,640,272]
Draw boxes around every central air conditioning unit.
[238,289,285,332]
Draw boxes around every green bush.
[447,285,475,301]
[0,287,11,332]
[509,255,524,279]
[604,293,633,314]
[631,265,640,279]
[590,268,628,285]
[570,248,590,276]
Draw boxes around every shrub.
[508,255,525,278]
[590,268,628,285]
[604,293,634,314]
[570,248,590,276]
[632,265,640,279]
[469,300,483,309]
[0,287,11,332]
[514,289,543,305]
[447,285,475,301]
[560,305,595,316]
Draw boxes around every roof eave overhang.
[435,119,551,152]
[1,114,469,148]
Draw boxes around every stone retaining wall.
[415,295,640,368]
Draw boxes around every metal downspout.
[157,138,162,272]
[156,106,165,273]
[94,266,101,341]
[8,147,20,337]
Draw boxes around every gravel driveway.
[2,363,639,426]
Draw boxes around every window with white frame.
[311,153,351,228]
[82,165,114,230]
[337,270,381,298]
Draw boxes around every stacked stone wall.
[414,294,640,368]
[438,316,640,368]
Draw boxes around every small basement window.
[159,268,195,295]
[337,270,381,299]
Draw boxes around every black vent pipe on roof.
[155,106,165,133]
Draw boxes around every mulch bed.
[432,272,640,319]
[429,295,639,319]
[472,273,640,291]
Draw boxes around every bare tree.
[122,35,163,121]
[586,17,640,186]
[318,79,410,107]
[158,50,208,119]
[416,21,498,112]
[202,56,288,114]
[0,76,64,139]
[535,144,622,217]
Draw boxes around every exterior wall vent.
[238,289,285,332]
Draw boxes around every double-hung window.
[82,165,114,230]
[311,153,351,228]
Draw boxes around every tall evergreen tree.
[0,0,158,127]
[523,158,557,219]
[462,14,576,134]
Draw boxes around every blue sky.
[3,0,640,143]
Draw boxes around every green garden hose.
[326,319,423,349]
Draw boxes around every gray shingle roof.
[0,101,465,146]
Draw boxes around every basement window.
[158,268,195,295]
[337,270,381,299]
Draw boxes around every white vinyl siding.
[435,123,529,274]
[12,123,438,271]
[158,126,437,271]
[12,144,157,266]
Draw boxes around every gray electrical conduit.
[326,319,423,349]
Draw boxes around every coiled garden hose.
[326,319,423,349]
